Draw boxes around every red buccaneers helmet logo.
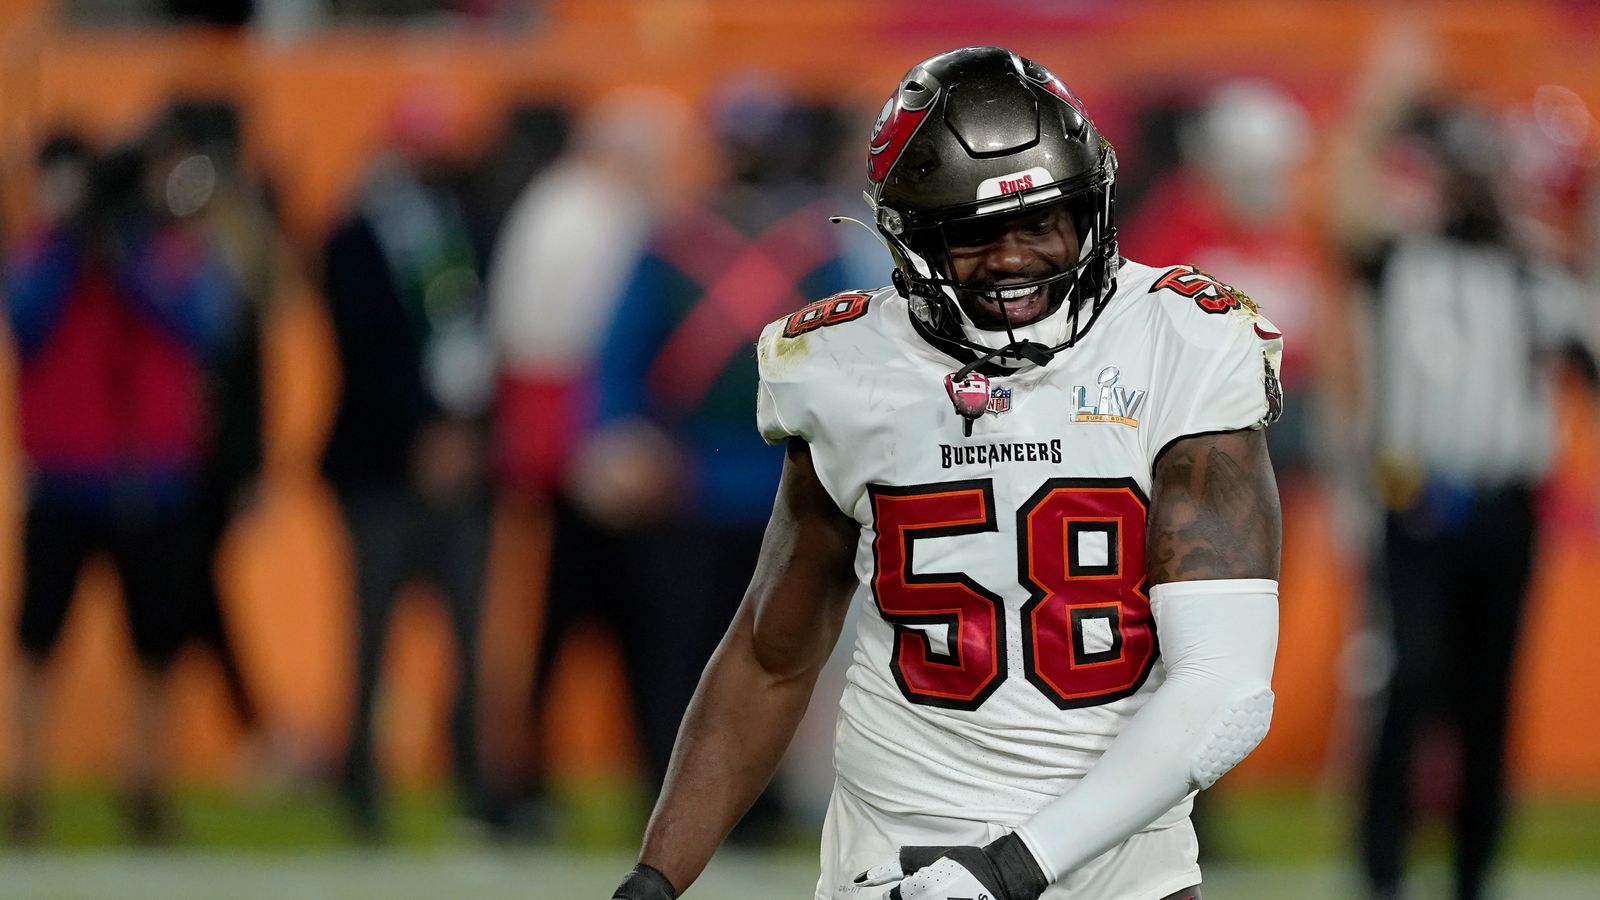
[868,80,938,186]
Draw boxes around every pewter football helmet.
[867,46,1119,366]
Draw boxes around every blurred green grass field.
[1,782,1596,898]
[7,852,1600,900]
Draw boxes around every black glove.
[612,863,678,900]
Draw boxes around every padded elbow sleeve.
[1190,684,1274,789]
[1152,577,1279,791]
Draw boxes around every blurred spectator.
[5,127,239,843]
[1333,26,1600,900]
[320,95,494,839]
[484,86,687,834]
[563,76,856,843]
[491,88,688,503]
[1119,79,1325,479]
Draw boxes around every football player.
[612,46,1283,900]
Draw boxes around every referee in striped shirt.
[1335,92,1598,900]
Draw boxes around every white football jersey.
[756,258,1283,833]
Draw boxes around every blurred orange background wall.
[1,0,1598,792]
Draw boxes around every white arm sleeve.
[1013,578,1279,881]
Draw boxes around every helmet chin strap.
[955,335,1056,380]
[952,280,1076,365]
[953,277,1065,375]
[947,231,1096,357]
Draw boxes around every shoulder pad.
[1145,265,1264,318]
[776,289,876,339]
[1132,264,1286,456]
[1141,264,1283,345]
[756,288,889,444]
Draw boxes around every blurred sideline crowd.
[2,72,879,844]
[5,21,1600,900]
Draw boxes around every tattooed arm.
[986,427,1282,887]
[1147,427,1281,584]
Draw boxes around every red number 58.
[868,477,1156,711]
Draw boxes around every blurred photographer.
[5,126,239,843]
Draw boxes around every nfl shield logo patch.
[985,386,1012,416]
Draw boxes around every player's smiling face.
[942,203,1079,331]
